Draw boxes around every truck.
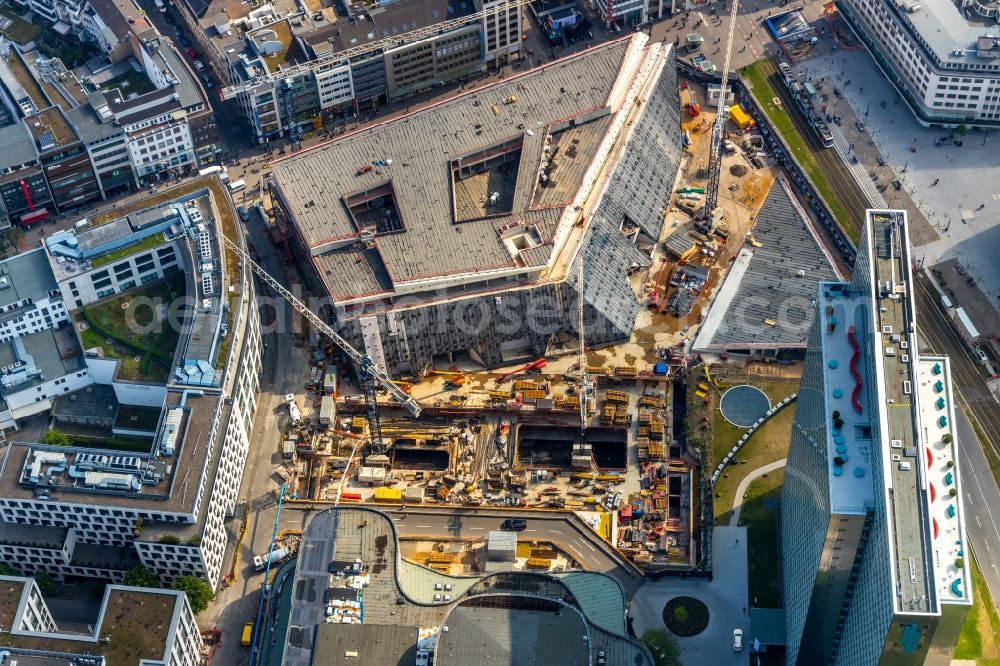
[253,547,289,572]
[319,395,334,426]
[284,394,301,426]
[198,165,229,182]
[241,622,254,646]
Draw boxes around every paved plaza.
[631,527,750,665]
[796,49,1000,308]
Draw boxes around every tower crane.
[577,260,589,439]
[220,0,533,102]
[697,0,740,233]
[217,234,421,457]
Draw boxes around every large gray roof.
[692,178,840,351]
[270,40,636,302]
[0,122,37,167]
[0,248,59,309]
[895,0,1000,65]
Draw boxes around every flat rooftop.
[0,577,183,666]
[0,390,222,514]
[3,47,49,113]
[817,280,874,515]
[0,248,60,310]
[248,19,304,73]
[693,178,841,351]
[864,209,935,615]
[282,508,651,666]
[888,0,1000,65]
[25,106,78,150]
[270,37,655,302]
[0,327,86,399]
[915,356,972,606]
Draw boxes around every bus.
[198,165,229,182]
[241,622,254,646]
[228,179,246,193]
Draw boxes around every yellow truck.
[241,622,254,647]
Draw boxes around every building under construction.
[269,35,683,375]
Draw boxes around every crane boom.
[218,233,422,418]
[220,0,532,101]
[702,0,740,221]
[577,261,588,438]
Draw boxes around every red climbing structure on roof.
[848,324,863,415]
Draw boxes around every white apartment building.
[838,0,1000,125]
[0,249,70,343]
[315,61,356,110]
[0,177,263,590]
[125,119,197,180]
[0,576,204,666]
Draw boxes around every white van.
[228,179,246,193]
[198,165,229,182]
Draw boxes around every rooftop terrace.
[4,47,49,113]
[817,280,874,515]
[0,577,184,666]
[916,356,972,606]
[25,106,78,150]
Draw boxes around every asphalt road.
[914,273,1000,614]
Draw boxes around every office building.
[0,176,263,589]
[268,35,682,374]
[837,0,1000,125]
[0,575,204,666]
[220,0,521,142]
[781,209,971,664]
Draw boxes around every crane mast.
[217,234,421,456]
[577,260,588,438]
[700,0,740,231]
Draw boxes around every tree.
[958,123,967,137]
[949,488,958,498]
[43,430,70,446]
[942,433,954,444]
[187,535,202,546]
[173,576,214,614]
[673,606,689,624]
[123,565,159,589]
[157,535,181,545]
[0,563,21,576]
[33,570,56,596]
[641,628,681,666]
[955,557,965,569]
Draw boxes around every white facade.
[126,120,196,180]
[840,0,1000,125]
[0,294,69,343]
[316,62,355,110]
[595,0,646,27]
[3,365,93,417]
[56,241,180,308]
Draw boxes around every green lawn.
[740,471,784,609]
[709,377,798,521]
[739,61,859,245]
[77,274,184,382]
[0,7,40,43]
[956,557,1000,664]
[90,233,166,268]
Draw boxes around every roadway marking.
[524,529,537,533]
[416,525,431,528]
[469,527,484,531]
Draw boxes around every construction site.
[247,21,839,573]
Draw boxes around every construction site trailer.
[404,485,424,503]
[324,369,337,395]
[283,440,296,461]
[373,487,403,504]
[320,395,335,425]
[728,105,754,130]
[358,466,388,485]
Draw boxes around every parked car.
[202,75,214,88]
[501,518,527,531]
[733,629,743,652]
[178,35,190,47]
[187,48,196,59]
[238,206,250,222]
[194,60,205,71]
